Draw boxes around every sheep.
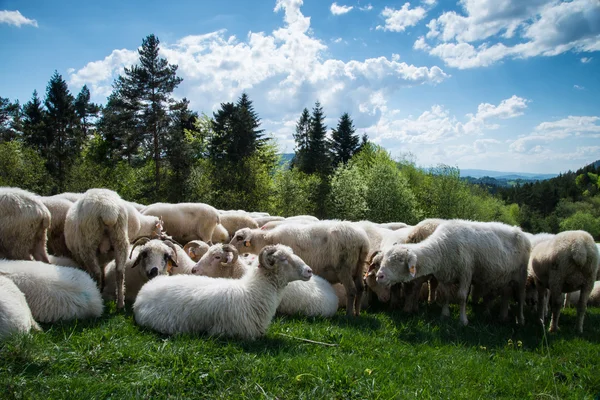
[39,196,73,257]
[219,213,259,241]
[0,260,103,322]
[376,220,530,326]
[134,244,313,339]
[183,240,210,263]
[254,216,285,227]
[48,255,81,269]
[230,221,370,316]
[261,218,315,231]
[142,202,219,245]
[406,219,445,244]
[287,215,319,222]
[192,244,338,317]
[248,212,271,218]
[49,192,82,202]
[64,188,162,309]
[0,275,41,340]
[524,232,555,248]
[564,282,600,308]
[211,224,229,243]
[103,238,180,302]
[528,230,599,333]
[378,222,409,230]
[0,187,51,263]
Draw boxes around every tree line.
[0,34,597,239]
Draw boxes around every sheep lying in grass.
[0,260,103,322]
[183,240,210,263]
[142,202,219,244]
[376,220,530,326]
[103,238,180,302]
[0,275,41,340]
[0,187,51,263]
[134,245,313,339]
[564,281,600,308]
[230,221,369,316]
[192,244,338,317]
[528,230,599,333]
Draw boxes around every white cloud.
[330,2,353,15]
[358,4,373,11]
[376,3,427,32]
[581,57,593,63]
[574,84,585,90]
[0,10,37,27]
[332,37,343,43]
[417,0,600,69]
[422,0,437,6]
[510,116,600,153]
[365,95,528,144]
[68,0,447,152]
[413,36,430,50]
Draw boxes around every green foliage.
[0,96,21,142]
[272,167,322,217]
[330,112,359,167]
[0,141,54,194]
[559,211,600,238]
[327,163,368,221]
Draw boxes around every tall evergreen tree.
[113,34,183,194]
[292,108,310,170]
[233,93,265,159]
[74,85,100,138]
[44,71,78,191]
[330,112,359,167]
[208,101,237,165]
[96,92,140,164]
[0,97,21,142]
[22,90,47,154]
[305,101,330,175]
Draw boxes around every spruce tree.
[44,71,78,191]
[233,93,265,159]
[0,97,20,142]
[22,90,47,154]
[292,108,310,171]
[74,85,100,138]
[113,34,183,194]
[306,101,330,175]
[330,112,359,167]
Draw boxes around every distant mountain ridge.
[459,169,557,180]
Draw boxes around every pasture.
[2,302,599,399]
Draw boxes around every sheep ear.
[131,254,142,269]
[244,240,251,247]
[408,253,417,278]
[167,257,178,275]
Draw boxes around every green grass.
[2,303,600,399]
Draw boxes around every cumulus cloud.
[365,95,528,144]
[330,2,353,15]
[509,116,600,153]
[376,3,427,32]
[416,0,600,69]
[0,10,37,27]
[68,0,447,151]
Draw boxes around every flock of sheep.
[0,186,599,341]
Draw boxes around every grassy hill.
[2,303,599,398]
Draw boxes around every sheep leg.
[353,273,364,316]
[437,284,451,318]
[457,280,470,326]
[116,268,125,309]
[576,283,593,334]
[32,227,50,264]
[516,282,526,326]
[339,275,357,317]
[536,284,547,326]
[499,286,512,322]
[428,277,438,304]
[402,280,418,313]
[548,284,563,333]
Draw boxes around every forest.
[1,34,598,240]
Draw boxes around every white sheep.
[40,196,73,257]
[211,224,229,243]
[254,216,285,227]
[260,218,315,231]
[64,188,162,309]
[183,240,210,263]
[230,221,370,316]
[564,281,600,308]
[142,202,220,244]
[0,187,51,263]
[49,192,82,202]
[528,230,599,333]
[376,220,530,326]
[133,244,313,339]
[378,222,409,230]
[0,260,103,322]
[191,244,338,317]
[219,213,259,241]
[103,238,180,302]
[0,275,41,340]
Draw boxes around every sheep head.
[258,245,312,286]
[230,228,258,253]
[183,240,210,262]
[364,251,391,303]
[376,246,418,286]
[191,244,240,278]
[130,238,179,280]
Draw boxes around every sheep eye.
[236,236,243,241]
[215,256,221,260]
[163,254,169,261]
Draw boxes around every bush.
[327,163,368,221]
[559,211,600,239]
[0,141,54,195]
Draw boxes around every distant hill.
[459,169,557,181]
[279,153,294,165]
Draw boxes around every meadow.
[2,302,599,399]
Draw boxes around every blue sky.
[1,0,599,173]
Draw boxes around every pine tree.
[96,93,140,164]
[292,108,310,170]
[233,93,265,159]
[330,112,359,167]
[208,101,237,165]
[22,90,47,154]
[305,101,330,175]
[44,71,78,191]
[0,97,21,142]
[113,34,183,194]
[74,85,100,138]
